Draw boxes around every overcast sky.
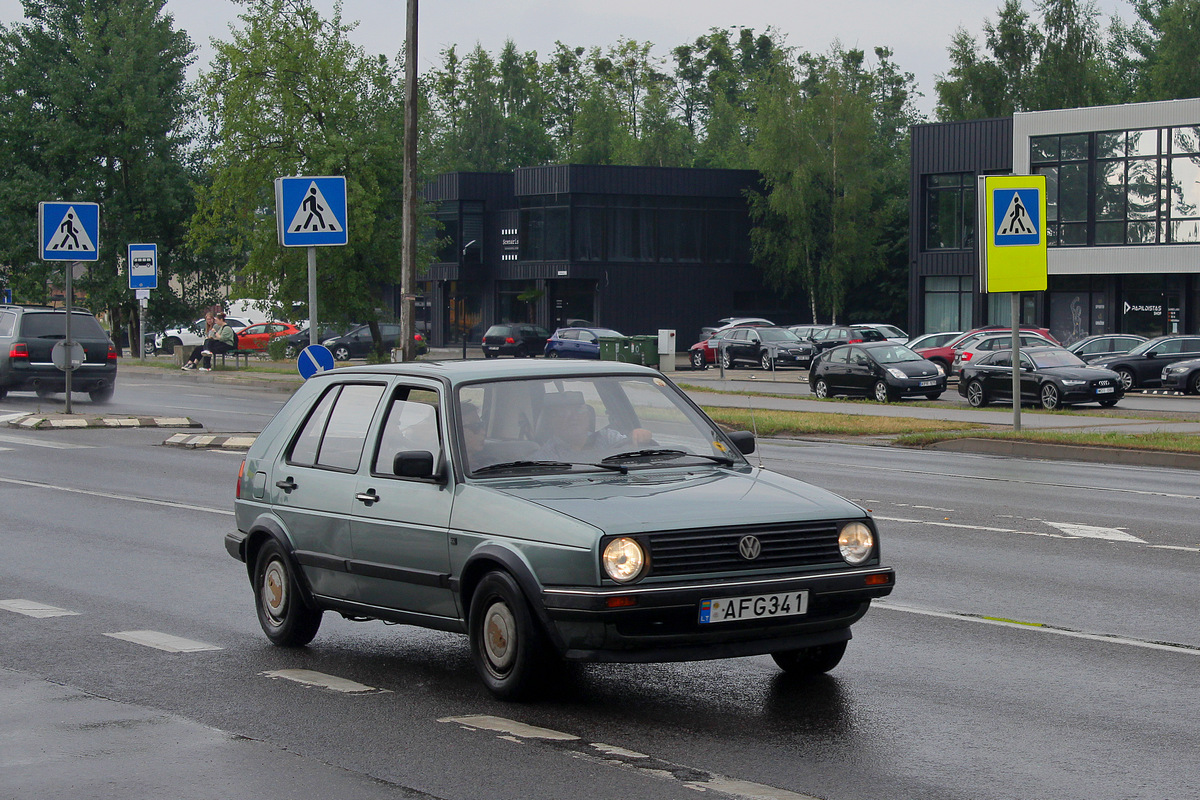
[1,0,1134,118]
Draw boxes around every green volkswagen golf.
[228,359,894,699]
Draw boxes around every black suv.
[0,304,118,402]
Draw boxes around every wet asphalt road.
[1,379,1198,800]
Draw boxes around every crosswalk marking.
[0,599,79,618]
[261,669,388,694]
[103,630,221,652]
[0,434,93,449]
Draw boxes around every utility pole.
[400,0,419,361]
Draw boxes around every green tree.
[1120,0,1200,100]
[189,0,408,344]
[0,0,197,349]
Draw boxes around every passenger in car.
[533,393,651,461]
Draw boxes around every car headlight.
[1167,366,1189,374]
[602,537,646,583]
[887,368,906,380]
[838,522,874,565]
[1061,379,1086,386]
[934,363,946,376]
[322,339,335,347]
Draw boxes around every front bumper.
[893,376,946,396]
[540,566,894,662]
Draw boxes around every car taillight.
[107,344,118,362]
[505,336,515,344]
[961,352,973,362]
[9,343,28,359]
[236,460,245,499]
[848,338,863,344]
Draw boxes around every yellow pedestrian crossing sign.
[980,175,1047,293]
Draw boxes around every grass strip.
[896,429,1200,454]
[701,406,982,437]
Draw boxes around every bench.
[217,349,256,368]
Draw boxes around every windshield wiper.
[472,459,629,475]
[602,448,736,466]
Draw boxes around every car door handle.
[275,478,297,492]
[355,490,380,505]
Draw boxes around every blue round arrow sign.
[298,344,336,379]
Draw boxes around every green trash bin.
[621,335,660,367]
[597,337,624,361]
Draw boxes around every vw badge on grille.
[738,535,762,560]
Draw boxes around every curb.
[163,433,257,450]
[7,414,201,430]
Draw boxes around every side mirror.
[393,450,437,480]
[727,430,756,455]
[1144,350,1157,358]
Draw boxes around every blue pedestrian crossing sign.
[275,176,348,247]
[127,243,158,290]
[39,202,100,261]
[297,344,336,379]
[993,188,1041,246]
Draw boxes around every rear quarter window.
[0,311,15,338]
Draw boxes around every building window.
[923,173,975,250]
[923,275,973,332]
[519,196,568,261]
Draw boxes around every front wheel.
[1116,367,1135,392]
[690,349,706,370]
[812,377,830,399]
[1189,372,1200,395]
[1040,383,1061,410]
[760,352,772,371]
[284,344,298,359]
[873,380,894,404]
[966,380,988,408]
[469,571,552,701]
[925,392,943,401]
[332,345,351,361]
[771,640,847,675]
[1098,398,1119,407]
[253,539,322,647]
[163,336,181,354]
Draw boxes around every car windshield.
[871,345,923,364]
[758,328,801,342]
[457,375,746,475]
[1030,349,1087,368]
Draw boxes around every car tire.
[35,386,56,399]
[930,357,950,373]
[873,380,893,404]
[546,350,559,358]
[1099,398,1119,407]
[469,570,552,701]
[925,392,943,401]
[721,350,733,370]
[163,336,181,354]
[760,352,772,371]
[89,385,114,403]
[253,539,322,647]
[0,388,6,400]
[771,640,847,675]
[484,352,496,359]
[1116,367,1136,392]
[966,380,988,408]
[284,344,298,359]
[516,345,528,358]
[1040,383,1061,410]
[1190,372,1200,395]
[690,350,705,370]
[332,345,351,361]
[813,377,830,399]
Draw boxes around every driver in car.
[533,397,652,462]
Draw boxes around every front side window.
[373,388,442,476]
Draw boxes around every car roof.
[319,358,660,389]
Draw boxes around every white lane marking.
[1042,520,1145,543]
[875,515,1077,539]
[0,434,93,449]
[104,630,222,652]
[262,669,389,694]
[443,716,820,800]
[440,715,579,740]
[0,599,80,618]
[0,475,233,516]
[875,601,1200,656]
[1149,545,1200,553]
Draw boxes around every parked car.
[958,346,1123,409]
[905,331,962,350]
[786,324,824,341]
[0,304,117,402]
[700,317,774,339]
[543,327,624,359]
[1089,334,1200,390]
[952,331,1056,375]
[688,328,734,369]
[719,326,815,370]
[481,323,551,358]
[322,323,429,361]
[234,322,302,352]
[1066,334,1148,363]
[806,325,889,354]
[283,324,358,359]
[227,359,895,699]
[914,326,1059,373]
[809,341,946,402]
[855,323,909,343]
[154,316,250,354]
[1160,358,1200,394]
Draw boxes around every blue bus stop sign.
[297,344,336,379]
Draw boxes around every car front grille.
[646,521,844,576]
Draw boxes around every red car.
[235,322,302,352]
[914,326,1059,373]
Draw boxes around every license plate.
[699,591,809,624]
[919,379,938,387]
[1097,386,1114,394]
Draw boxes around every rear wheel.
[873,380,894,403]
[966,380,988,408]
[771,640,847,675]
[35,386,56,399]
[1040,383,1061,410]
[253,539,321,647]
[89,385,114,403]
[546,350,559,358]
[690,349,705,370]
[721,350,733,370]
[469,570,552,700]
[515,345,528,358]
[813,377,830,399]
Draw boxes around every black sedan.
[1089,334,1200,390]
[809,342,947,403]
[719,326,815,370]
[1159,358,1200,394]
[958,346,1123,409]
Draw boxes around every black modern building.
[420,164,778,348]
[910,98,1200,343]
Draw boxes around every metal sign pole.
[307,246,318,347]
[1011,293,1021,432]
[64,261,74,414]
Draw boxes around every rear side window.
[20,312,106,339]
[0,311,15,337]
[288,383,386,471]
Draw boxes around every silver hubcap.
[815,381,827,398]
[1119,371,1133,390]
[261,559,288,627]
[1042,386,1057,408]
[875,383,888,402]
[482,600,517,674]
[968,383,983,405]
